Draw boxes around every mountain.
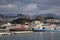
[0,13,30,18]
[0,13,5,17]
[16,13,30,18]
[33,13,60,18]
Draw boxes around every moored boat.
[33,23,60,32]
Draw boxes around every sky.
[0,0,60,16]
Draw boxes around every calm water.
[0,32,60,40]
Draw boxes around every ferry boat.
[33,26,59,32]
[33,23,60,32]
[33,23,49,32]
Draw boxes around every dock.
[13,31,33,34]
[0,31,33,36]
[0,32,10,36]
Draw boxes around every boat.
[33,23,48,32]
[33,27,60,32]
[33,23,60,32]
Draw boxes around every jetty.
[0,31,33,36]
[0,32,10,36]
[13,31,33,34]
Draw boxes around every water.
[0,32,60,40]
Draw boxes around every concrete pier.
[0,31,33,36]
[0,32,10,36]
[13,31,33,34]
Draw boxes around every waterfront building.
[46,18,60,23]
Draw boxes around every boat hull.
[33,28,60,32]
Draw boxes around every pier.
[0,32,10,36]
[0,31,33,36]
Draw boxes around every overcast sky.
[0,0,60,16]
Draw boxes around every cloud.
[0,0,60,16]
[19,4,60,16]
[22,4,38,11]
[0,0,22,5]
[40,6,60,15]
[19,4,53,15]
[0,3,60,16]
[28,0,60,6]
[0,4,17,9]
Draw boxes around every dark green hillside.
[11,18,29,24]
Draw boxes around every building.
[34,21,42,26]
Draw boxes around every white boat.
[33,23,60,32]
[33,23,48,31]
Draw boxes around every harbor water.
[0,32,60,40]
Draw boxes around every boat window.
[43,27,45,29]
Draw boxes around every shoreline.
[0,30,60,36]
[0,31,33,36]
